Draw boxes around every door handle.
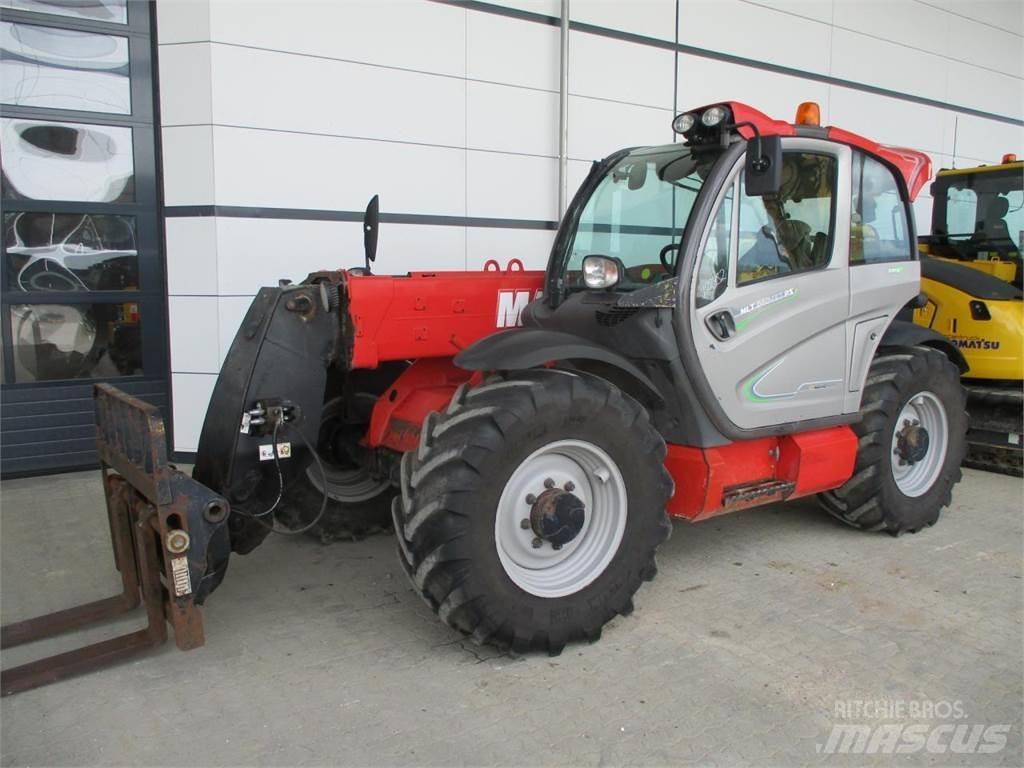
[706,309,736,341]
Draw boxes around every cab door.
[689,138,853,431]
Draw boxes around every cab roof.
[696,101,934,201]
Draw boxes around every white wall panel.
[827,85,954,156]
[466,80,559,157]
[466,227,555,271]
[679,0,832,75]
[161,126,215,206]
[467,10,559,91]
[158,43,212,126]
[490,0,560,17]
[205,0,466,77]
[569,30,674,109]
[168,296,220,373]
[953,116,1024,165]
[677,52,830,124]
[209,127,466,214]
[155,0,209,44]
[568,96,672,161]
[466,151,558,221]
[830,28,948,104]
[372,223,467,274]
[743,0,834,24]
[165,218,218,296]
[924,0,1024,37]
[208,45,466,147]
[171,373,216,452]
[216,296,253,367]
[570,0,676,41]
[214,218,364,295]
[948,16,1023,78]
[832,0,948,55]
[946,60,1024,119]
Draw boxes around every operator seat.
[978,196,1011,241]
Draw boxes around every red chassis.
[344,261,858,523]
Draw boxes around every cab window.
[695,179,734,308]
[737,152,836,285]
[850,152,912,264]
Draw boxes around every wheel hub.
[889,391,949,498]
[529,483,586,548]
[895,420,930,465]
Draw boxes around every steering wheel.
[659,242,681,272]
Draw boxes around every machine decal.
[734,287,797,330]
[496,289,543,328]
[951,336,1001,350]
[742,359,842,403]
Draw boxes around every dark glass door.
[0,0,168,475]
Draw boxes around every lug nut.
[531,537,543,549]
[552,542,562,551]
[564,481,575,492]
[543,478,555,489]
[520,518,531,530]
[525,494,537,505]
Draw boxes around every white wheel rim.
[494,439,627,598]
[891,390,949,498]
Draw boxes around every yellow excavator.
[916,154,1023,475]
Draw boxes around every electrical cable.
[233,415,330,536]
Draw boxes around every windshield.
[560,145,724,292]
[931,167,1023,257]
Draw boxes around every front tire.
[276,395,394,542]
[393,370,672,655]
[818,345,967,534]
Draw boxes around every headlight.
[672,112,696,134]
[582,255,621,289]
[701,105,728,127]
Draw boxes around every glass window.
[4,212,139,291]
[0,0,127,24]
[738,152,836,284]
[850,153,912,264]
[10,301,141,381]
[695,180,734,308]
[933,167,1024,257]
[0,22,131,114]
[563,145,725,292]
[1,117,134,202]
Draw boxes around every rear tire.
[393,370,672,655]
[818,345,967,535]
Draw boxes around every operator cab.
[512,101,930,444]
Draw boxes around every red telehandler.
[1,102,968,694]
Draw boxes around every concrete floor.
[0,467,1021,767]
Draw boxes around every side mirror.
[363,194,379,268]
[744,135,782,197]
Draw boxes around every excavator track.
[964,384,1023,477]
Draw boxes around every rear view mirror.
[744,135,782,196]
[627,161,648,190]
[363,194,379,268]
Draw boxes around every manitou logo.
[496,289,543,328]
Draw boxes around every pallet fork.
[0,384,231,696]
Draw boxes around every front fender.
[454,328,664,406]
[881,319,969,373]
